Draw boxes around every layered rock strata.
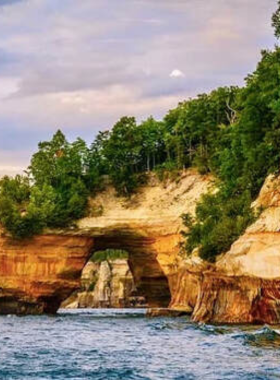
[3,170,280,323]
[169,174,280,324]
[192,273,280,324]
[0,170,211,315]
[0,235,93,314]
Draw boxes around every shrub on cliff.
[91,249,129,263]
[183,191,256,262]
[0,176,44,238]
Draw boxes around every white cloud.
[0,165,24,176]
[0,77,19,99]
[0,149,29,176]
[0,85,184,131]
[169,69,185,78]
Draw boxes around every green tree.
[87,131,110,190]
[272,1,280,39]
[0,176,44,239]
[139,117,165,171]
[0,131,94,238]
[103,117,143,195]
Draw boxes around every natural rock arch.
[0,227,178,314]
[0,170,210,315]
[91,230,172,308]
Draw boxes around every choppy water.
[0,309,280,379]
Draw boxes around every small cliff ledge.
[200,174,280,324]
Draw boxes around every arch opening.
[61,231,171,310]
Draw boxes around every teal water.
[0,309,280,379]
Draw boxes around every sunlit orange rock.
[0,235,94,314]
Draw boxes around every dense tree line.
[0,2,280,263]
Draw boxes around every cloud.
[0,0,24,6]
[0,165,24,176]
[170,69,185,78]
[0,149,29,176]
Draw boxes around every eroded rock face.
[160,173,280,324]
[109,259,140,307]
[169,257,209,314]
[4,170,280,323]
[191,174,280,324]
[0,170,211,315]
[216,175,280,280]
[192,274,280,324]
[72,170,211,309]
[0,235,94,314]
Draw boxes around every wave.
[150,320,192,331]
[235,326,280,348]
[58,308,147,319]
[195,322,229,335]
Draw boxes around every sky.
[0,0,277,175]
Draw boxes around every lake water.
[0,309,280,379]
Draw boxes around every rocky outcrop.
[107,259,145,308]
[62,259,145,309]
[0,170,211,315]
[216,174,280,280]
[87,260,112,307]
[61,170,210,310]
[169,255,209,313]
[192,273,280,324]
[77,169,211,307]
[190,174,280,324]
[3,169,280,323]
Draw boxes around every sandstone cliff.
[69,169,211,309]
[187,174,280,324]
[2,169,280,324]
[0,235,93,314]
[0,170,211,314]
